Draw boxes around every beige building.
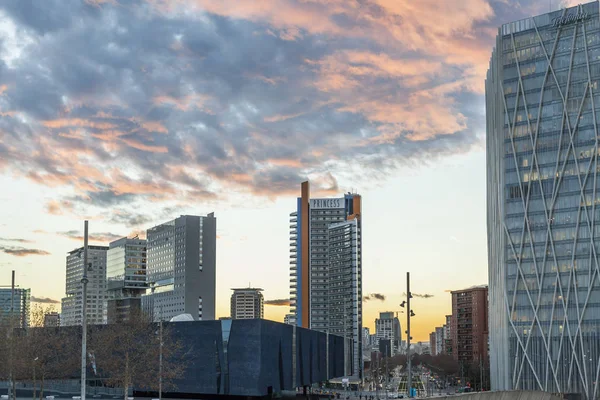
[230,288,264,319]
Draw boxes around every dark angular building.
[168,319,345,396]
[11,319,346,398]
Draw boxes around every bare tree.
[1,305,80,400]
[90,311,187,400]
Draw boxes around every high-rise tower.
[487,3,600,397]
[142,214,217,322]
[289,181,362,379]
[61,245,108,326]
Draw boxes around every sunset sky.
[0,0,580,341]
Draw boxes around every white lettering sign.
[552,10,590,28]
[310,198,344,209]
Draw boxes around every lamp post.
[400,273,415,398]
[81,221,89,400]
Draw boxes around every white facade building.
[61,245,109,326]
[487,3,600,397]
[375,312,401,355]
[230,288,264,319]
[0,288,31,328]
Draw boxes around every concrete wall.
[437,391,566,400]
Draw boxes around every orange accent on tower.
[301,181,310,328]
[349,194,361,220]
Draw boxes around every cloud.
[31,296,60,304]
[0,0,550,215]
[363,293,386,302]
[108,210,154,227]
[0,245,50,257]
[264,299,291,306]
[403,292,434,299]
[0,237,32,243]
[56,230,122,243]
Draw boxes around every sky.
[0,0,581,341]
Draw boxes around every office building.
[435,326,444,356]
[429,332,437,356]
[450,286,488,366]
[61,245,109,326]
[230,288,264,319]
[429,326,444,356]
[289,181,362,379]
[362,327,371,348]
[43,312,60,327]
[486,3,600,397]
[142,214,216,322]
[375,311,401,355]
[0,288,31,328]
[106,237,147,323]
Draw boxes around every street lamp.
[400,273,415,398]
[80,221,89,400]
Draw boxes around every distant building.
[284,313,296,325]
[43,312,60,327]
[230,288,264,319]
[106,237,147,324]
[444,315,452,356]
[362,327,371,348]
[375,311,401,355]
[142,214,217,322]
[379,339,392,358]
[0,288,31,328]
[429,332,437,356]
[435,326,444,356]
[451,285,488,365]
[410,341,430,355]
[61,245,109,326]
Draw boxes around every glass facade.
[487,3,600,398]
[0,288,30,328]
[106,237,147,291]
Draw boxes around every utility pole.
[406,273,412,398]
[159,305,163,400]
[343,298,347,379]
[479,356,483,391]
[8,271,14,400]
[385,344,389,400]
[81,221,89,400]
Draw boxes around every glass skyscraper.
[487,3,600,398]
[0,288,30,328]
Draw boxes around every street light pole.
[8,271,15,400]
[81,221,89,400]
[159,305,163,400]
[406,273,412,398]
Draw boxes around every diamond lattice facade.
[487,3,600,398]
